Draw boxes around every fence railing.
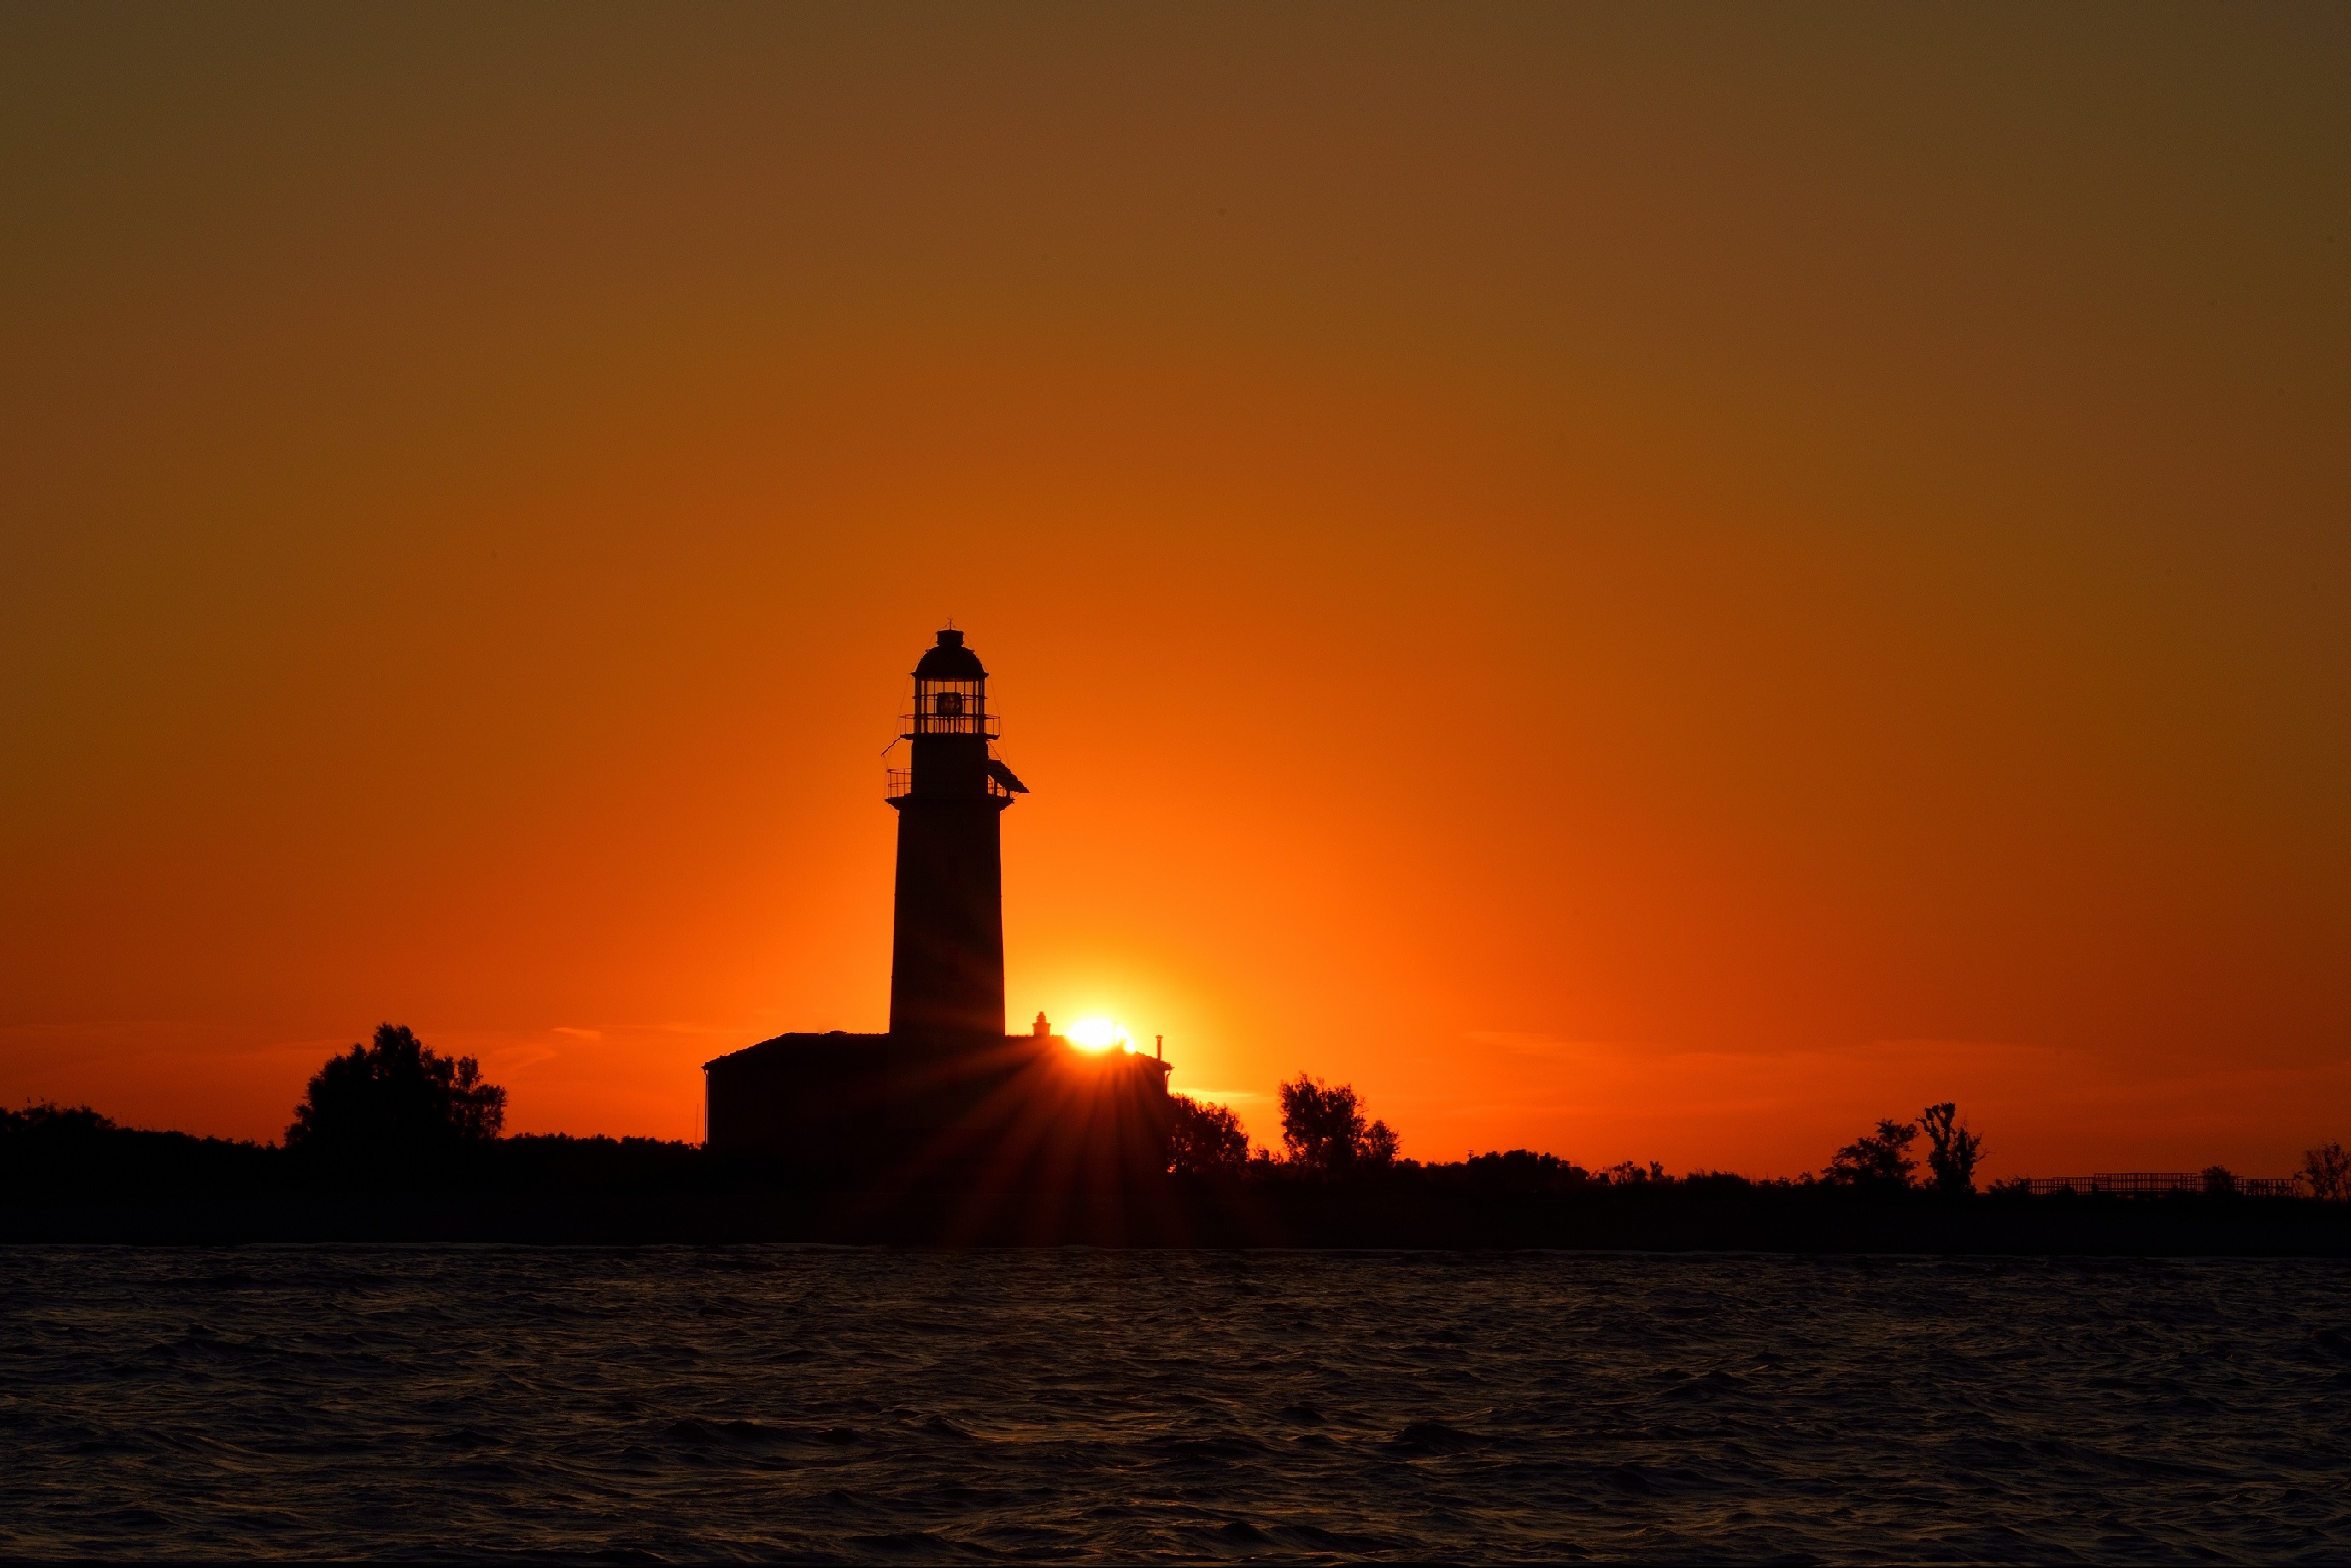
[2025,1172,2301,1198]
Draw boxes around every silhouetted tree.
[1825,1118,1917,1186]
[1167,1094,1250,1173]
[2201,1164,2237,1196]
[286,1024,506,1157]
[1278,1074,1399,1175]
[2301,1140,2350,1201]
[1919,1102,1983,1194]
[1603,1160,1669,1185]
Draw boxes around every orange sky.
[3,6,2347,1178]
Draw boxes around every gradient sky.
[3,4,2347,1177]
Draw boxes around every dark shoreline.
[9,1121,2347,1252]
[9,1182,2350,1254]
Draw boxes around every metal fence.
[2025,1172,2301,1198]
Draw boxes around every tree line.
[1170,1083,1996,1191]
[1175,1075,2351,1201]
[12,1022,2350,1202]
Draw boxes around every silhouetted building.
[703,629,1173,1188]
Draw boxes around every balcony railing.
[884,767,1017,801]
[899,711,1002,739]
[2023,1172,2301,1198]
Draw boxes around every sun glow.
[1066,1017,1133,1052]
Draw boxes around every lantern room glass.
[912,676,988,734]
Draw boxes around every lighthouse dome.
[914,629,987,680]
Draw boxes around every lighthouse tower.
[700,623,1173,1195]
[885,629,1028,1050]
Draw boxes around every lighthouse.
[885,629,1027,1048]
[700,624,1170,1194]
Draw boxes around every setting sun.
[1067,1019,1133,1053]
[2,4,2343,1188]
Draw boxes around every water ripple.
[0,1248,2345,1560]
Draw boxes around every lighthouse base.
[702,1030,1173,1191]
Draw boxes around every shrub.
[1461,1150,1592,1193]
[1,1103,117,1142]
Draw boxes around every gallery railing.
[899,710,1002,739]
[884,767,1017,801]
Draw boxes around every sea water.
[3,1246,2345,1561]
